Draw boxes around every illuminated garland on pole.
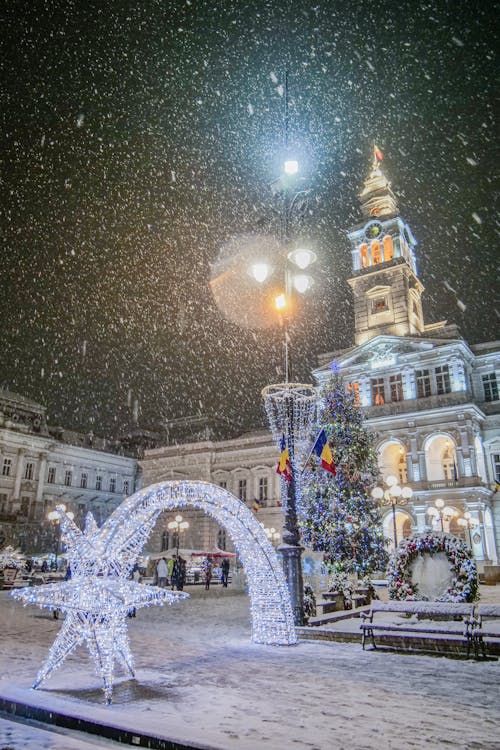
[12,481,296,703]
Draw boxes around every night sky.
[1,1,497,439]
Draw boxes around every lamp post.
[457,511,479,547]
[371,475,413,550]
[47,504,74,570]
[167,514,189,558]
[426,498,458,533]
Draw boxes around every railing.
[410,477,488,492]
[364,390,472,418]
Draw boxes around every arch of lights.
[12,481,296,703]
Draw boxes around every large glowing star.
[12,509,187,704]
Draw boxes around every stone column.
[36,451,49,504]
[13,448,26,500]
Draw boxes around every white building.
[0,389,139,554]
[144,152,499,569]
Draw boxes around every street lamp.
[426,498,458,532]
[167,514,189,557]
[371,475,413,549]
[47,504,74,570]
[262,524,281,546]
[457,511,479,547]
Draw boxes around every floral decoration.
[388,533,478,603]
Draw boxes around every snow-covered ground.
[0,585,499,750]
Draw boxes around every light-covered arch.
[99,480,296,645]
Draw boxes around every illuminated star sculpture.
[12,506,187,704]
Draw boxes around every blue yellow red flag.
[276,434,292,482]
[374,144,383,161]
[311,428,336,475]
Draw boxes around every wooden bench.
[471,604,500,658]
[360,600,475,656]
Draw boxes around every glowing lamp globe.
[284,160,299,175]
[293,274,313,294]
[288,248,317,270]
[385,475,398,487]
[435,498,445,509]
[250,263,270,284]
[371,487,384,500]
[401,486,413,499]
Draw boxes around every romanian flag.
[311,428,336,475]
[252,499,260,513]
[276,434,292,483]
[374,144,383,162]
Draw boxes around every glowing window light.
[275,293,287,311]
[11,481,296,704]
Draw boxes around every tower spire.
[359,145,398,219]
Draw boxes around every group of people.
[155,555,231,590]
[202,556,230,590]
[155,555,186,591]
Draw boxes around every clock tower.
[347,148,425,345]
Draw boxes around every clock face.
[365,221,383,239]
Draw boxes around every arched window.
[360,243,370,268]
[383,235,394,262]
[371,240,382,265]
[217,528,227,550]
[442,445,457,481]
[161,531,169,551]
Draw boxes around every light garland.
[0,545,25,570]
[388,533,478,603]
[12,481,296,703]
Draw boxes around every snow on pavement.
[0,587,499,750]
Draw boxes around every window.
[123,480,129,495]
[371,378,385,405]
[24,462,34,480]
[347,381,360,407]
[371,297,388,314]
[435,365,451,395]
[360,243,369,268]
[492,454,500,484]
[442,445,457,481]
[78,503,85,515]
[383,235,394,262]
[109,477,116,493]
[96,475,102,490]
[238,479,247,502]
[80,472,88,489]
[258,477,268,505]
[0,493,8,513]
[161,531,169,551]
[219,480,227,490]
[398,452,408,484]
[416,369,431,398]
[390,374,403,402]
[483,373,498,402]
[371,240,382,265]
[2,458,11,477]
[47,467,56,484]
[20,497,30,516]
[218,528,227,550]
[64,470,72,487]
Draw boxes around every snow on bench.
[471,604,500,658]
[360,600,475,655]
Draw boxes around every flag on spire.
[311,428,336,475]
[276,434,292,483]
[374,144,383,162]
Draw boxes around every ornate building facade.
[142,153,500,569]
[0,389,139,554]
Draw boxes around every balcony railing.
[364,390,472,419]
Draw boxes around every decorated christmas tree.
[299,365,388,577]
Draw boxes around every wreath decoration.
[388,533,478,602]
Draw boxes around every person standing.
[221,558,230,588]
[177,556,186,591]
[167,556,174,586]
[203,557,212,590]
[156,557,168,588]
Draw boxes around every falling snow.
[0,0,496,439]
